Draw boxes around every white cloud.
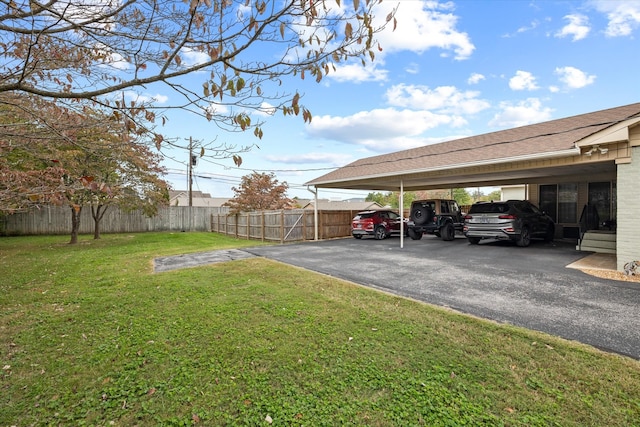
[327,62,389,83]
[265,152,353,167]
[252,102,277,117]
[374,1,475,60]
[385,84,490,115]
[319,1,475,84]
[467,73,485,85]
[503,19,540,38]
[122,91,168,104]
[592,0,640,37]
[555,14,591,41]
[555,66,596,89]
[489,98,553,128]
[204,102,230,116]
[307,108,466,152]
[509,71,539,91]
[405,63,420,74]
[180,47,210,68]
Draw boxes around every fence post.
[261,211,265,241]
[279,210,283,244]
[246,212,250,240]
[302,210,307,241]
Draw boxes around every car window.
[518,202,534,213]
[440,201,450,214]
[451,201,460,212]
[355,212,375,219]
[469,203,508,214]
[388,212,400,220]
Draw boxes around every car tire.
[411,205,431,226]
[441,223,455,241]
[544,224,555,242]
[353,234,362,239]
[467,237,481,245]
[408,228,423,240]
[516,226,531,247]
[374,226,387,240]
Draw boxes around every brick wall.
[616,145,640,270]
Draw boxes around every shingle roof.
[307,102,640,187]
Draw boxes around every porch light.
[584,144,608,156]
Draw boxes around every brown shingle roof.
[307,102,640,186]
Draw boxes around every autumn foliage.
[224,172,293,213]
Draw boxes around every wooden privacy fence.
[1,206,229,235]
[211,209,361,242]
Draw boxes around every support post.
[400,179,404,249]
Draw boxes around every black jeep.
[407,199,465,241]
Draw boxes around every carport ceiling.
[312,159,617,192]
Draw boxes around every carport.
[306,102,640,271]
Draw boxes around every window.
[558,184,577,223]
[539,184,577,223]
[539,185,558,222]
[588,182,612,223]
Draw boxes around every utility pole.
[188,136,193,207]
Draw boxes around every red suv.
[351,210,406,240]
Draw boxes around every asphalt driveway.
[243,235,640,360]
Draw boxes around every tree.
[1,0,396,153]
[224,172,292,213]
[366,191,417,209]
[0,94,169,243]
[485,189,502,202]
[80,132,169,240]
[452,188,472,206]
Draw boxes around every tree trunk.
[69,205,82,244]
[91,204,108,240]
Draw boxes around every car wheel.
[408,228,423,240]
[544,224,555,242]
[374,226,387,240]
[353,234,362,239]
[467,237,481,245]
[516,226,531,247]
[441,223,455,241]
[411,206,430,226]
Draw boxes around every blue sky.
[157,0,640,200]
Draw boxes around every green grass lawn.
[1,233,639,426]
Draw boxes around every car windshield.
[354,212,375,220]
[469,203,509,214]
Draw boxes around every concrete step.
[581,238,616,249]
[578,231,616,253]
[578,245,617,254]
[582,231,616,242]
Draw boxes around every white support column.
[616,146,640,270]
[399,180,404,249]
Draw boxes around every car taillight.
[464,215,472,220]
[498,214,517,219]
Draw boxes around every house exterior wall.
[616,145,640,270]
[501,185,526,200]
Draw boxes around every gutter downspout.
[307,186,318,241]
